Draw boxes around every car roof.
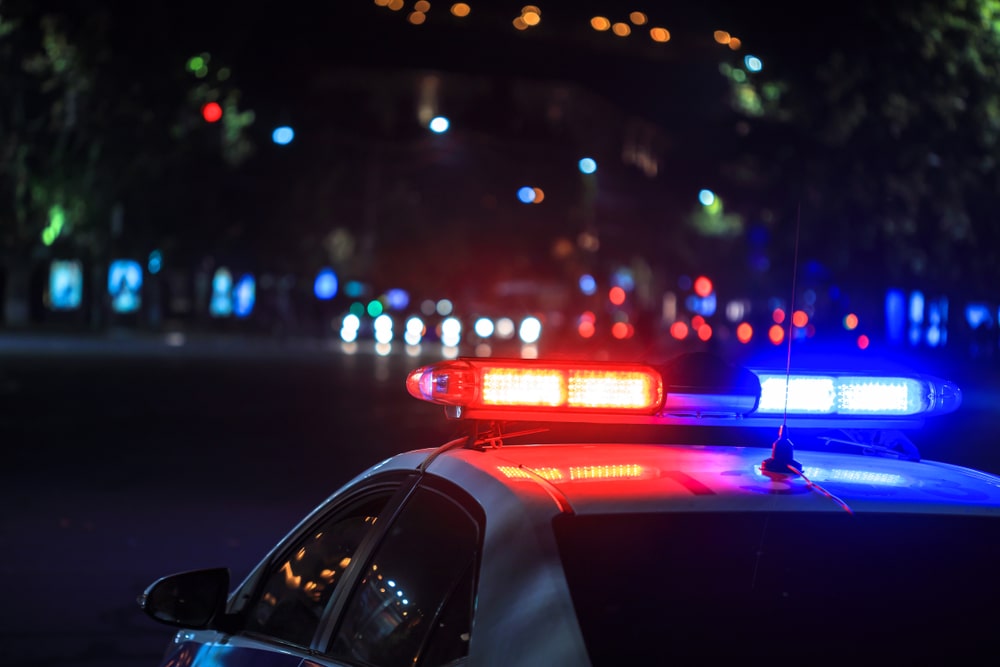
[413,442,1000,516]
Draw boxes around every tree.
[0,0,257,260]
[717,0,1000,297]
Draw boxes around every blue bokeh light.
[314,268,338,300]
[578,157,597,174]
[272,126,295,145]
[517,186,536,204]
[109,259,143,314]
[234,273,256,318]
[385,288,410,310]
[148,249,162,274]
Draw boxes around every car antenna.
[758,203,854,513]
[761,203,803,475]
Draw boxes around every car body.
[140,353,1000,665]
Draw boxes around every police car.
[139,352,1000,665]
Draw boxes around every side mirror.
[138,567,230,629]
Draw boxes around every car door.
[157,476,414,667]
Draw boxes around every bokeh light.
[736,322,753,343]
[201,102,222,123]
[650,27,670,42]
[429,116,450,133]
[519,316,542,344]
[693,276,713,297]
[272,126,294,145]
[591,16,611,31]
[578,157,597,174]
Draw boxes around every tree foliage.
[721,0,1000,296]
[0,0,255,257]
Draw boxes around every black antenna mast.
[761,203,802,475]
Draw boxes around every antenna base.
[761,425,801,475]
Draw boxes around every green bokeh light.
[41,204,66,246]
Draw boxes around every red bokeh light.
[693,276,713,297]
[201,102,223,123]
[670,321,689,339]
[792,310,808,328]
[609,286,626,306]
[611,322,632,339]
[736,322,753,343]
[857,334,870,350]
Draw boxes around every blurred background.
[4,1,1000,665]
[3,0,998,364]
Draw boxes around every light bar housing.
[406,356,962,428]
[406,359,665,423]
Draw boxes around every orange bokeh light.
[792,310,808,328]
[591,16,611,31]
[768,324,785,345]
[844,313,859,330]
[736,322,753,343]
[649,27,670,42]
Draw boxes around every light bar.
[406,359,664,418]
[406,357,962,428]
[752,371,961,418]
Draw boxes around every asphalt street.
[0,332,456,666]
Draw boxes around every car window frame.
[314,471,487,662]
[225,470,421,651]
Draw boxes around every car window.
[328,484,481,667]
[553,511,1000,665]
[243,491,394,647]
